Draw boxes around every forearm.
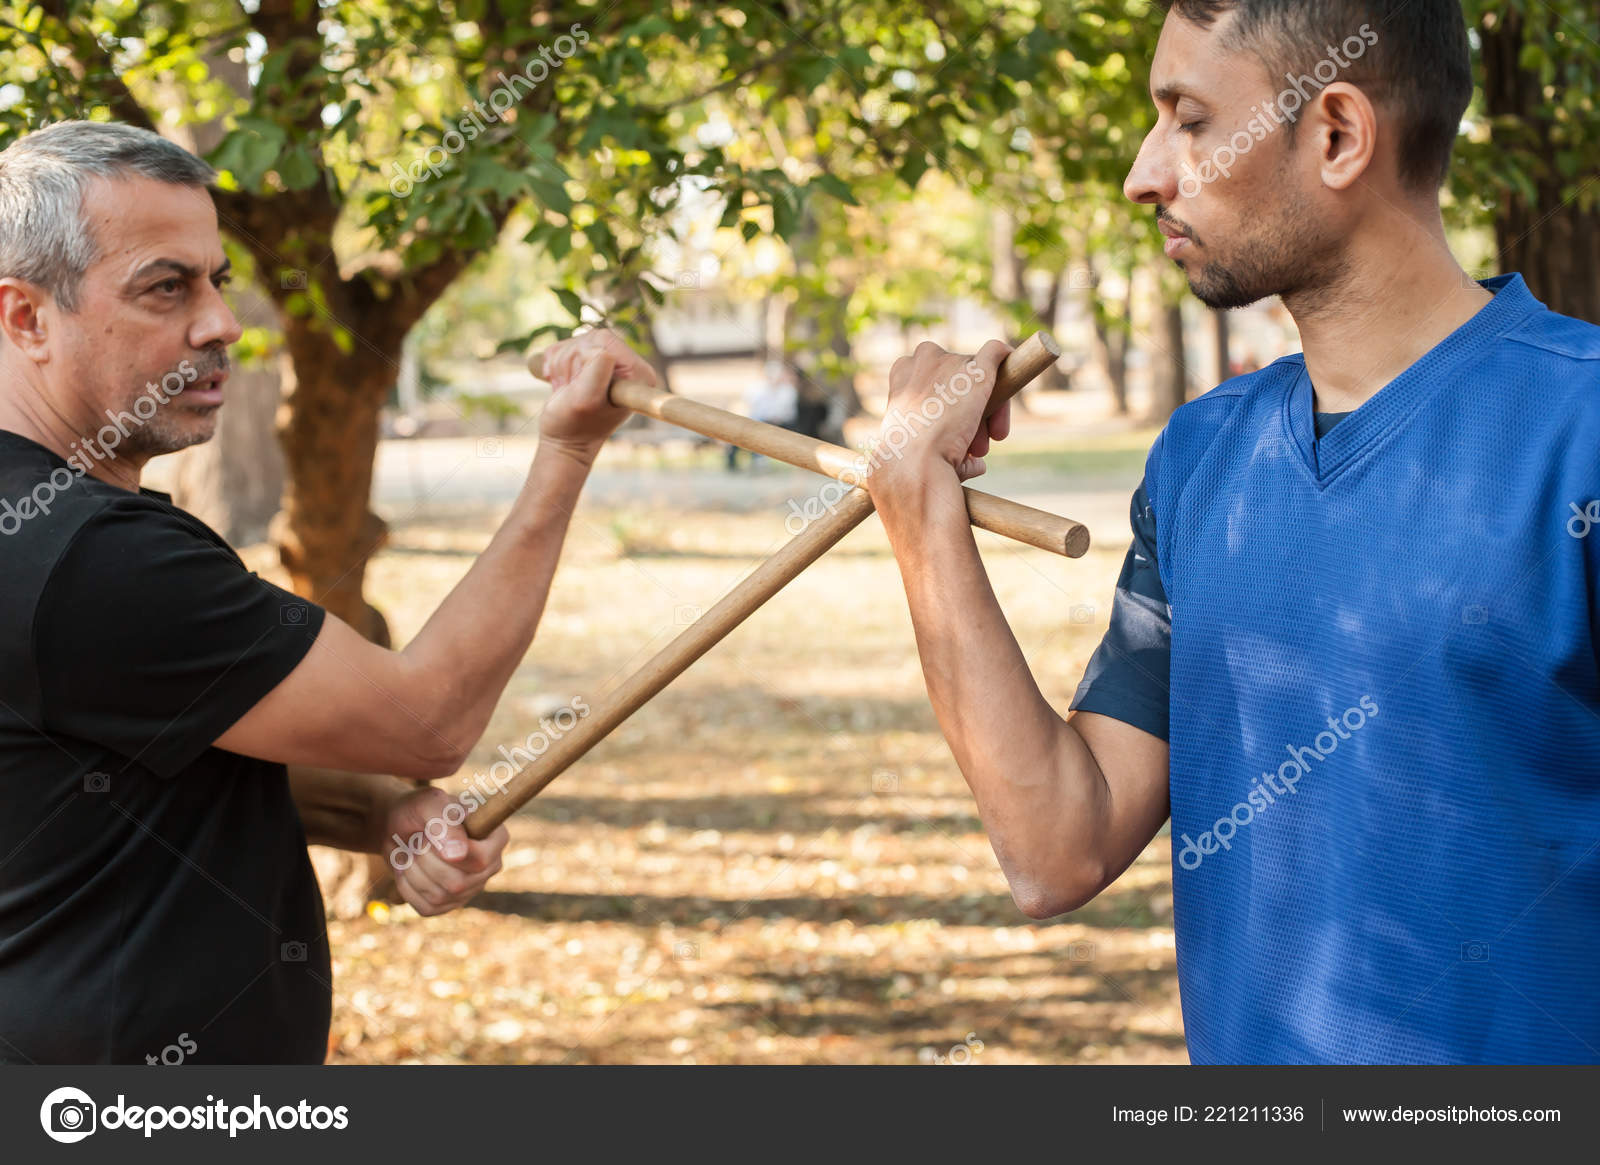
[288,766,417,854]
[397,442,594,753]
[871,467,1113,904]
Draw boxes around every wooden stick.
[532,333,1089,558]
[465,335,1073,837]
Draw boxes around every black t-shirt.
[0,429,331,1064]
[1069,411,1352,739]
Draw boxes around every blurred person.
[728,359,799,470]
[0,121,645,1063]
[868,0,1600,1063]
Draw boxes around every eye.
[213,274,232,290]
[1178,119,1207,135]
[152,278,184,294]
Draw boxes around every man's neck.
[1284,209,1494,414]
[0,375,146,493]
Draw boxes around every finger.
[986,400,1012,443]
[395,863,450,916]
[597,331,658,386]
[543,342,577,387]
[973,339,1010,395]
[889,354,909,387]
[412,846,477,897]
[570,350,619,403]
[957,455,987,481]
[968,427,990,460]
[434,832,503,877]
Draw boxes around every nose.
[1123,124,1177,206]
[191,280,243,351]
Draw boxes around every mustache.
[184,348,230,381]
[1157,207,1199,244]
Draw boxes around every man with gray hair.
[0,120,648,1062]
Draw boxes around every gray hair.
[0,120,215,313]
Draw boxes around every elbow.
[1005,856,1110,920]
[394,736,469,781]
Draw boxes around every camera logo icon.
[40,1086,96,1143]
[281,269,308,290]
[281,940,308,962]
[477,437,505,459]
[281,603,308,626]
[83,771,110,793]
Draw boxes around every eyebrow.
[1153,82,1204,105]
[127,257,232,288]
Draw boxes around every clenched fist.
[536,329,659,462]
[383,786,508,917]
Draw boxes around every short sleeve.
[1068,477,1172,741]
[34,498,326,777]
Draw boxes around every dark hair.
[1158,1,1473,190]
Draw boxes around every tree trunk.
[271,319,395,647]
[1213,307,1231,385]
[785,197,861,439]
[1033,269,1069,391]
[1480,7,1600,323]
[1091,269,1135,416]
[1156,295,1189,420]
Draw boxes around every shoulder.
[1146,356,1302,493]
[1499,305,1600,369]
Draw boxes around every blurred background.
[2,0,1594,1062]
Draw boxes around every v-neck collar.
[1283,273,1541,485]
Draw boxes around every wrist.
[535,433,604,471]
[867,451,961,510]
[369,775,420,856]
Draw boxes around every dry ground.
[319,398,1185,1064]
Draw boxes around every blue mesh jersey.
[1133,274,1600,1063]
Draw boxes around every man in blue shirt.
[867,0,1599,1063]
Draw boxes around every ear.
[0,277,53,363]
[1308,81,1378,192]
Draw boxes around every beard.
[1167,182,1350,312]
[105,348,229,458]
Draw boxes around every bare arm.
[287,766,414,854]
[216,331,654,779]
[287,765,506,917]
[867,342,1170,918]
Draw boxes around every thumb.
[571,350,618,402]
[392,787,468,861]
[433,818,470,862]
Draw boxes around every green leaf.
[554,288,584,319]
[811,173,858,205]
[277,145,318,191]
[898,151,930,189]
